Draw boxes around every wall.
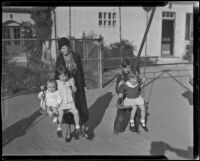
[51,4,194,58]
[2,12,34,24]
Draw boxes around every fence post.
[99,35,103,88]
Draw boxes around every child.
[38,79,62,123]
[56,65,80,139]
[118,71,148,132]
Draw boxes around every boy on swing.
[117,69,148,132]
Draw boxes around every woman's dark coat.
[54,52,89,124]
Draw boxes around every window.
[108,20,111,26]
[162,11,175,19]
[113,20,116,27]
[104,12,107,19]
[99,12,102,19]
[2,27,11,45]
[98,11,117,27]
[108,12,111,19]
[99,20,102,27]
[113,12,116,19]
[104,20,107,26]
[13,27,20,45]
[185,13,193,40]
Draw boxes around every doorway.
[161,19,174,57]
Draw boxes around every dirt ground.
[2,64,194,160]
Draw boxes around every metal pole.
[119,7,122,61]
[69,7,71,37]
[53,9,58,57]
[133,7,156,71]
[144,11,149,77]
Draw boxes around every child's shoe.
[65,132,72,142]
[129,121,137,132]
[140,122,148,132]
[56,127,63,138]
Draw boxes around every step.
[157,57,189,64]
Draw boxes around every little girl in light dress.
[56,65,80,139]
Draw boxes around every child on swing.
[117,61,148,132]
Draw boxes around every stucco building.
[2,2,194,62]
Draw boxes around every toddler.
[38,79,62,123]
[118,71,148,132]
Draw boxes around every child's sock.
[140,119,145,124]
[57,125,62,131]
[75,125,80,129]
[53,116,58,123]
[130,119,135,126]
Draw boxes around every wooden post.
[133,7,156,72]
[99,35,103,88]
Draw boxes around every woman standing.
[54,37,89,139]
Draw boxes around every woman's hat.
[58,37,70,50]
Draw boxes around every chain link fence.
[1,38,103,98]
[2,37,160,98]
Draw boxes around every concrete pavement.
[2,64,194,159]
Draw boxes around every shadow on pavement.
[150,141,193,159]
[182,90,193,106]
[2,109,42,147]
[86,92,113,140]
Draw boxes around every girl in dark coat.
[54,37,89,140]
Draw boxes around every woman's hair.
[121,58,130,68]
[58,37,70,50]
[56,65,71,77]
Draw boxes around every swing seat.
[116,97,132,109]
[114,97,142,134]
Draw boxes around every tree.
[104,39,136,58]
[30,7,53,59]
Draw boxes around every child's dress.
[123,81,144,107]
[56,78,76,110]
[38,90,62,108]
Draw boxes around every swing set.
[114,7,156,134]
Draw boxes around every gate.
[70,37,103,89]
